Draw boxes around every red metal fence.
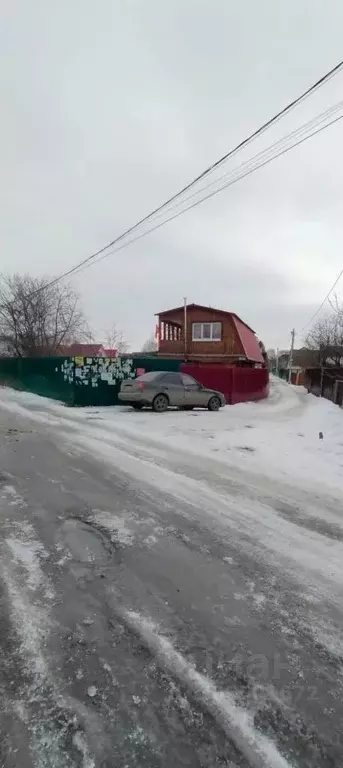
[180,363,269,404]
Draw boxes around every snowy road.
[0,379,343,767]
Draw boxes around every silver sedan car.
[119,371,226,412]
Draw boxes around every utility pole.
[319,345,324,397]
[275,347,279,376]
[183,297,187,359]
[320,364,325,397]
[288,329,295,384]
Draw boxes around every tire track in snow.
[120,608,294,768]
[66,429,343,605]
[0,490,96,768]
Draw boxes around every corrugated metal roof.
[231,316,264,364]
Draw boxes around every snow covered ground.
[1,377,343,766]
[2,377,343,604]
[1,375,343,498]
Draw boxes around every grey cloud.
[1,0,343,352]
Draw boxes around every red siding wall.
[181,363,269,404]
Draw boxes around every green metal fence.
[0,355,181,407]
[0,356,74,404]
[72,355,180,406]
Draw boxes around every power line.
[35,59,343,293]
[70,113,342,280]
[299,266,343,334]
[148,101,343,223]
[36,105,343,293]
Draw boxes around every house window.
[192,323,202,340]
[192,322,221,341]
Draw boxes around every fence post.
[320,365,324,397]
[230,366,235,405]
[333,380,339,405]
[17,356,22,387]
[72,357,76,406]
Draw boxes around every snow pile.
[2,376,343,496]
[95,377,343,495]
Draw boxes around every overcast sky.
[1,1,343,351]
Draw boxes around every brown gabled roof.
[155,303,255,334]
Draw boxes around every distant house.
[155,303,264,365]
[277,346,343,400]
[278,347,320,373]
[278,346,343,382]
[58,343,116,358]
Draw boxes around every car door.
[159,372,185,407]
[181,374,206,406]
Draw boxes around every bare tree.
[141,333,157,353]
[257,339,268,367]
[329,293,343,318]
[305,310,343,366]
[265,348,276,370]
[105,323,128,354]
[0,273,88,357]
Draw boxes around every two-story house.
[155,303,263,365]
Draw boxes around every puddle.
[60,519,111,563]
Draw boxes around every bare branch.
[304,309,343,366]
[104,323,128,354]
[0,273,89,357]
[141,333,157,353]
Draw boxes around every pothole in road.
[60,519,113,564]
[0,471,13,485]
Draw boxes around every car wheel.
[208,396,221,411]
[152,393,169,413]
[132,403,143,410]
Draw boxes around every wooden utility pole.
[320,364,325,397]
[183,297,187,358]
[288,329,295,383]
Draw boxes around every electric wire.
[69,114,342,281]
[30,60,343,294]
[299,266,343,334]
[146,101,343,223]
